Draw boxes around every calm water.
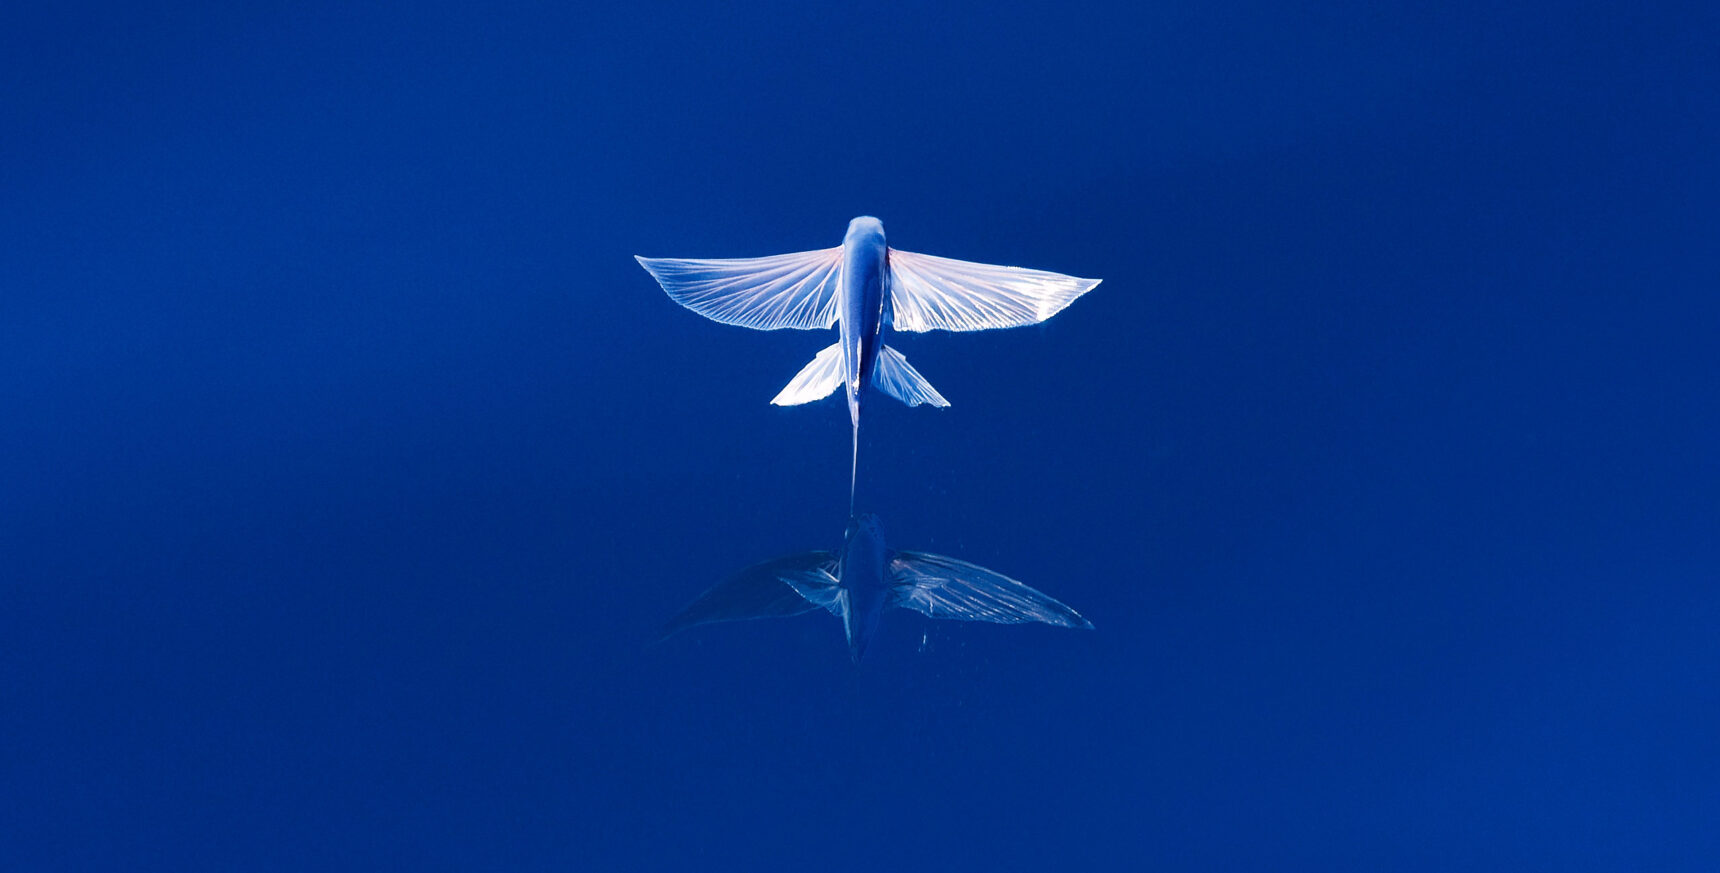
[5,1,1718,869]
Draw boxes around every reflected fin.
[636,248,843,330]
[771,342,844,406]
[781,570,846,619]
[660,551,837,639]
[873,345,950,408]
[887,248,1101,333]
[888,551,1093,628]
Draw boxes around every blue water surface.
[4,1,1718,869]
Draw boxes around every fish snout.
[844,215,885,245]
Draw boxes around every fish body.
[836,513,890,660]
[838,217,888,431]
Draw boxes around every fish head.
[844,216,886,247]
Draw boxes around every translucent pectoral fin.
[873,345,950,408]
[660,551,838,638]
[772,342,844,406]
[636,247,843,330]
[888,551,1093,629]
[887,248,1101,333]
[781,572,846,619]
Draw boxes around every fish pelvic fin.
[771,342,844,406]
[873,345,950,408]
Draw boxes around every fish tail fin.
[771,342,844,406]
[873,345,951,408]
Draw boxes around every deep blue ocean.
[4,2,1718,869]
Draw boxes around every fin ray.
[636,248,843,330]
[771,342,844,406]
[782,573,846,618]
[873,345,950,408]
[887,248,1100,333]
[888,551,1093,628]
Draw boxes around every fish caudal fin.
[659,551,839,639]
[887,551,1093,629]
[873,345,950,408]
[771,342,844,406]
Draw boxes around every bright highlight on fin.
[635,244,1098,337]
[872,346,949,408]
[771,342,844,406]
[634,248,843,331]
[885,249,1102,333]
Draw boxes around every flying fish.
[637,217,1101,507]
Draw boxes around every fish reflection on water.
[661,514,1092,662]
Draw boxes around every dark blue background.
[4,1,1717,869]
